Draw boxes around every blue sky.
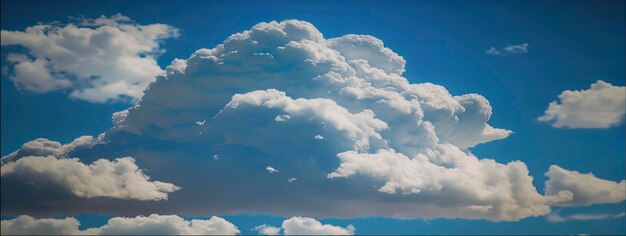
[1,0,625,235]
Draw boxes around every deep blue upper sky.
[1,0,624,234]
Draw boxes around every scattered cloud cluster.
[545,165,626,206]
[538,80,626,128]
[255,217,355,235]
[2,19,624,223]
[485,43,529,55]
[1,137,180,201]
[0,214,239,235]
[0,14,178,103]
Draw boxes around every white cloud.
[274,114,291,122]
[546,211,625,223]
[288,177,297,183]
[486,43,529,55]
[267,166,279,174]
[1,135,95,164]
[255,217,354,235]
[538,80,626,128]
[222,89,388,151]
[314,134,324,140]
[1,214,239,235]
[282,217,355,235]
[1,14,178,103]
[502,43,529,53]
[328,146,568,220]
[254,224,282,235]
[1,135,179,201]
[0,215,82,235]
[544,165,626,206]
[485,47,501,55]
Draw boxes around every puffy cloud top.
[281,217,355,235]
[0,14,178,103]
[538,80,626,128]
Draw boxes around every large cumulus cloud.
[3,19,621,221]
[0,14,178,103]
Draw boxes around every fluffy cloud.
[254,224,282,235]
[282,217,355,235]
[1,19,598,222]
[544,165,626,206]
[0,215,82,235]
[0,214,239,235]
[255,217,354,235]
[1,155,180,201]
[538,80,626,128]
[0,14,178,103]
[546,212,625,223]
[0,135,95,164]
[328,147,559,220]
[1,136,180,201]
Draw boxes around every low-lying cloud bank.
[1,19,624,222]
[0,214,239,235]
[1,137,180,201]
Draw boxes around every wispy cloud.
[547,212,626,223]
[486,43,529,55]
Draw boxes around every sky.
[1,0,625,235]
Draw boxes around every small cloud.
[255,217,354,235]
[266,166,279,174]
[314,134,324,140]
[503,43,529,53]
[196,120,206,126]
[485,47,502,55]
[486,43,529,55]
[253,224,281,235]
[288,177,297,183]
[212,155,220,160]
[274,114,290,122]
